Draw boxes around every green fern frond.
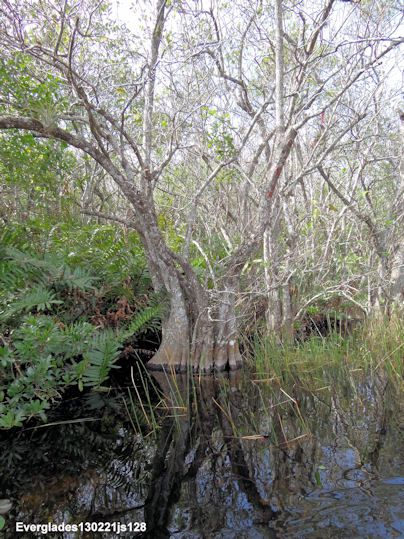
[4,248,97,292]
[80,330,121,388]
[0,260,26,293]
[4,247,49,272]
[119,304,162,342]
[59,266,96,291]
[1,286,62,320]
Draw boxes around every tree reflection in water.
[0,369,402,538]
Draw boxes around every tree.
[0,0,402,371]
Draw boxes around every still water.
[0,368,402,538]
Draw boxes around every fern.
[119,304,162,342]
[1,286,62,321]
[0,260,26,295]
[3,248,97,291]
[0,236,158,427]
[59,266,96,291]
[4,247,49,274]
[79,330,121,389]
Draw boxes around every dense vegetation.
[0,0,403,428]
[0,185,162,427]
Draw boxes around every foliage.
[45,223,151,302]
[0,132,75,211]
[119,303,163,342]
[0,242,161,430]
[0,53,66,117]
[75,330,121,391]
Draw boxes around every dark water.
[0,368,403,538]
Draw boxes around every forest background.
[0,0,402,428]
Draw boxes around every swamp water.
[0,367,402,539]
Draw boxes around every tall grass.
[123,315,402,445]
[251,314,403,389]
[124,364,194,438]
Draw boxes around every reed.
[250,313,403,389]
[123,314,402,444]
[124,363,195,438]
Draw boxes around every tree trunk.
[146,272,190,372]
[281,282,294,342]
[135,205,243,373]
[211,281,243,371]
[390,110,404,308]
[264,224,282,336]
[390,246,404,307]
[146,274,243,373]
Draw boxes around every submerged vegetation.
[118,316,403,447]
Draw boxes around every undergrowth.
[251,314,403,389]
[0,227,162,429]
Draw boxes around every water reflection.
[0,369,402,538]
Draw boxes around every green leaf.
[119,304,161,341]
[80,331,121,388]
[314,470,322,487]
